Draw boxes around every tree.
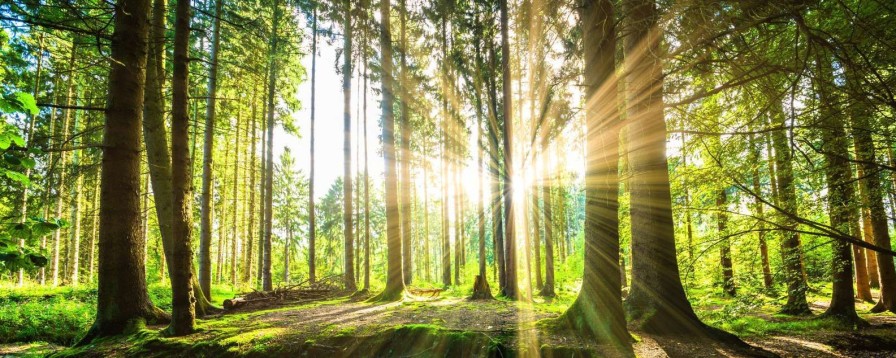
[308,3,318,285]
[262,0,282,292]
[499,0,517,300]
[622,0,744,342]
[557,0,628,350]
[198,0,224,300]
[168,0,197,336]
[370,0,405,302]
[79,0,168,343]
[341,0,356,292]
[812,50,863,325]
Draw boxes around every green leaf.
[14,92,39,116]
[4,153,22,166]
[20,157,35,169]
[9,133,24,147]
[0,133,9,150]
[5,170,30,186]
[27,253,48,267]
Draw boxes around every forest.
[1,0,896,356]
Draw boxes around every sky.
[275,28,385,201]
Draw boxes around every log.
[223,297,246,310]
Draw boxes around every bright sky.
[275,30,385,201]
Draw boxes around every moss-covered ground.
[2,284,896,357]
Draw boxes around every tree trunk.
[80,0,169,343]
[262,0,281,292]
[308,6,317,286]
[399,0,413,286]
[560,0,629,349]
[814,52,862,324]
[849,71,896,314]
[749,133,774,291]
[718,190,735,296]
[342,0,357,292]
[499,0,517,300]
[769,103,810,315]
[168,0,197,335]
[142,0,216,315]
[17,34,44,287]
[623,0,742,338]
[371,0,406,301]
[231,110,241,287]
[363,56,371,291]
[540,145,556,297]
[199,0,222,299]
[52,44,76,287]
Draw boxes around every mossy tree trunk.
[372,0,405,302]
[81,0,168,344]
[560,0,629,350]
[168,0,197,336]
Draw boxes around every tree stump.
[470,275,493,300]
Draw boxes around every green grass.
[0,283,238,346]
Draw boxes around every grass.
[0,282,237,346]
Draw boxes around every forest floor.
[5,287,893,358]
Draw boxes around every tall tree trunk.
[767,102,810,315]
[814,52,862,324]
[718,190,735,296]
[69,144,83,286]
[623,0,742,338]
[231,111,241,286]
[399,0,413,286]
[540,146,555,297]
[244,84,258,284]
[342,0,357,292]
[849,73,896,314]
[17,34,44,287]
[372,0,406,301]
[485,35,505,291]
[499,0,517,300]
[39,76,60,285]
[168,0,197,335]
[88,182,99,284]
[749,133,774,291]
[440,15,451,288]
[199,0,223,299]
[258,78,267,286]
[80,0,168,342]
[363,57,371,291]
[308,6,318,285]
[262,0,281,292]
[52,44,76,287]
[142,0,216,315]
[560,0,629,349]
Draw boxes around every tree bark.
[849,69,896,314]
[814,52,863,324]
[142,0,216,315]
[308,6,317,285]
[80,0,168,343]
[540,145,556,297]
[371,0,405,301]
[399,0,413,286]
[769,101,810,315]
[342,0,356,292]
[262,0,280,292]
[623,0,745,339]
[199,0,223,300]
[560,0,629,349]
[499,0,517,300]
[168,0,196,335]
